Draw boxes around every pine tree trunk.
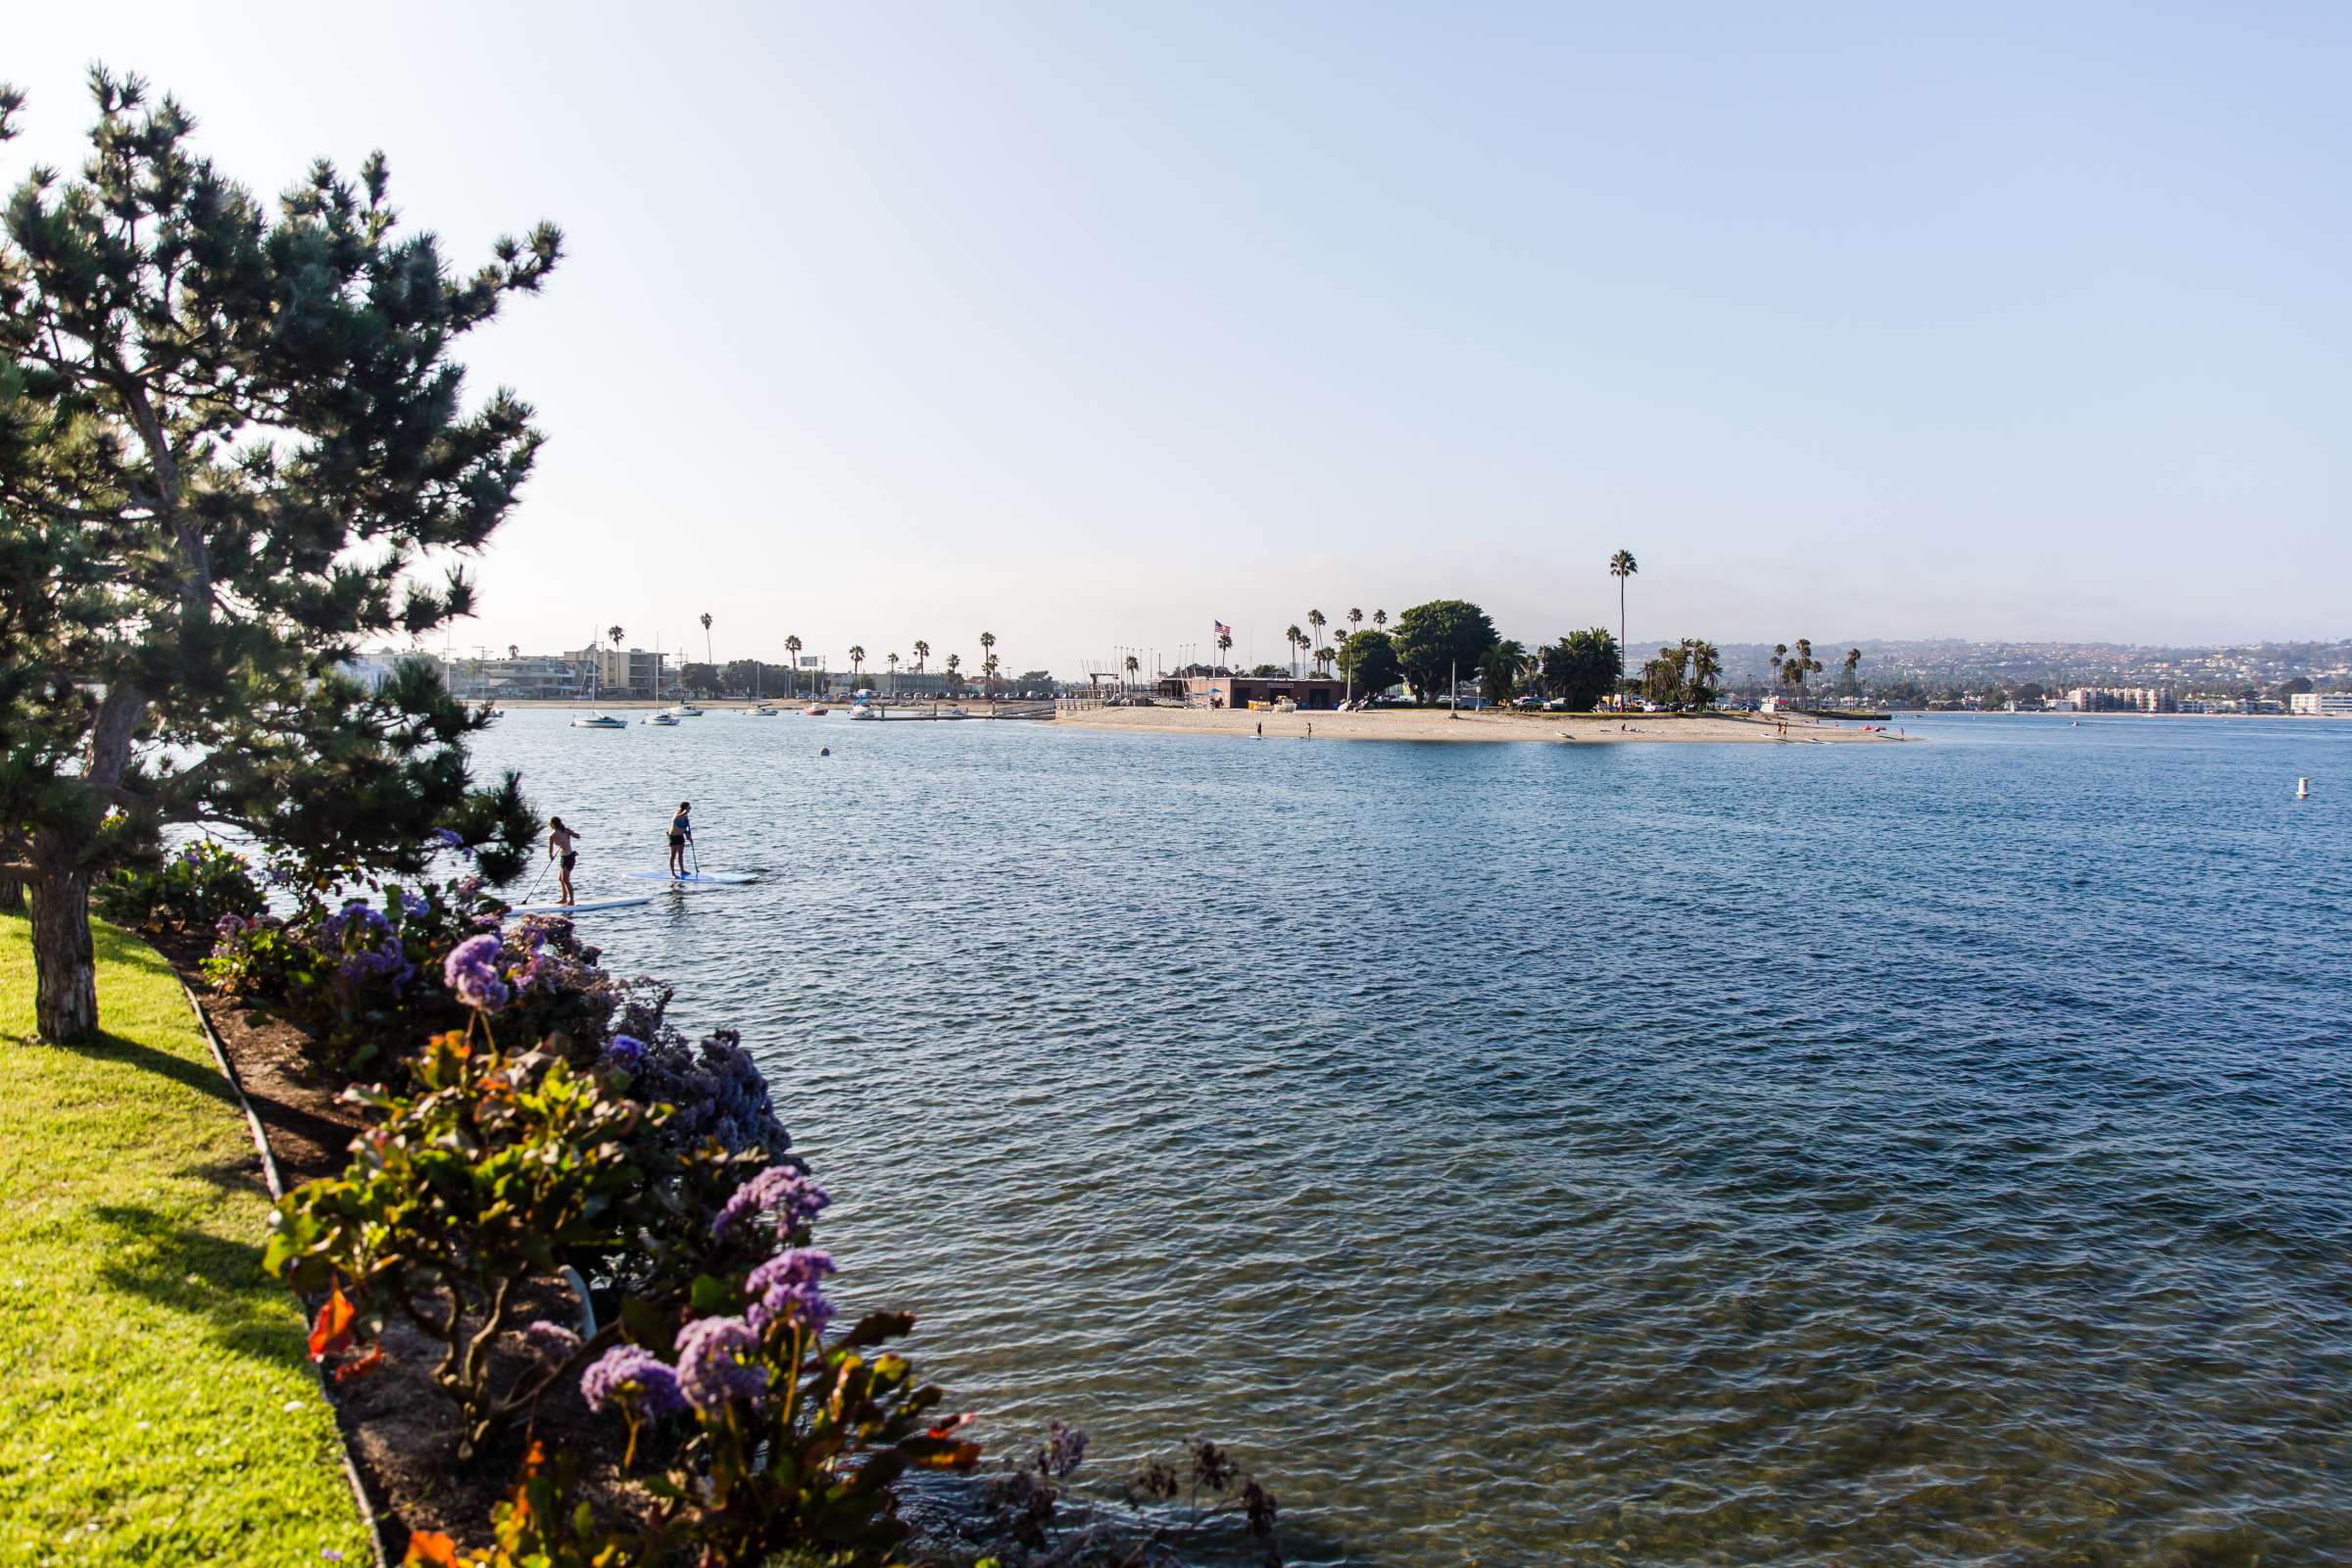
[29,860,97,1042]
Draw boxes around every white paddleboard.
[621,870,759,885]
[506,896,654,913]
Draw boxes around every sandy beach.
[1054,706,1908,744]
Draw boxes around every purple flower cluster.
[320,901,393,948]
[399,890,431,920]
[674,1316,769,1414]
[746,1249,837,1336]
[444,933,511,1012]
[324,901,413,998]
[216,914,248,938]
[431,828,469,854]
[633,1030,793,1158]
[711,1164,831,1244]
[604,1034,647,1068]
[580,1344,688,1419]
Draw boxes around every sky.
[11,3,2350,674]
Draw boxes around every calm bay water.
[474,710,2352,1565]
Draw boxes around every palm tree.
[945,652,961,695]
[1348,608,1363,640]
[1307,609,1327,655]
[886,652,901,696]
[1770,643,1788,686]
[1691,640,1723,707]
[1123,654,1140,692]
[1607,550,1639,709]
[1215,630,1232,667]
[700,611,713,665]
[1372,609,1387,633]
[978,631,996,699]
[1284,623,1303,677]
[911,639,930,678]
[784,634,803,699]
[848,645,866,688]
[1843,647,1862,696]
[608,625,624,650]
[507,643,519,662]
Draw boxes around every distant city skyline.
[14,3,2349,670]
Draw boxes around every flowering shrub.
[94,839,265,936]
[573,1250,982,1564]
[266,1030,647,1456]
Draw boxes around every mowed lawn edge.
[0,912,370,1565]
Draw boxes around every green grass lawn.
[0,912,371,1565]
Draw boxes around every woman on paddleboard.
[547,816,583,906]
[668,801,693,879]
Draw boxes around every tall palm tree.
[945,652,961,694]
[1123,654,1140,692]
[911,639,930,677]
[848,645,866,687]
[507,644,519,661]
[785,634,803,699]
[1843,647,1862,695]
[1215,630,1232,667]
[886,652,901,696]
[1372,609,1387,633]
[1348,608,1363,640]
[1607,550,1639,709]
[700,611,713,665]
[1284,623,1303,677]
[608,625,624,650]
[1307,609,1327,655]
[978,631,996,699]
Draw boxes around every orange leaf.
[521,1439,548,1477]
[404,1530,462,1567]
[310,1286,358,1361]
[333,1343,384,1383]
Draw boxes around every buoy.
[820,747,831,757]
[2297,776,2309,799]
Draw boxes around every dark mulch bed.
[154,935,647,1559]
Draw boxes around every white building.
[2290,692,2352,716]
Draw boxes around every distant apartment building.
[445,654,590,701]
[2067,685,2177,713]
[2290,692,2352,716]
[575,646,667,700]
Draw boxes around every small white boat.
[751,704,779,716]
[643,711,680,726]
[572,712,627,730]
[804,705,830,716]
[847,704,879,721]
[667,703,704,717]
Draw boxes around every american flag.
[1214,621,1232,637]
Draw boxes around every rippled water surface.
[475,710,2352,1565]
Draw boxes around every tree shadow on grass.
[54,1027,236,1110]
[85,1200,310,1373]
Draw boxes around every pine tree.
[0,71,556,1041]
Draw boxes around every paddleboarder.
[547,815,583,906]
[667,801,693,879]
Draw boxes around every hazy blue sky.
[13,3,2349,672]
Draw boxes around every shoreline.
[1053,706,1907,744]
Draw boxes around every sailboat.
[643,640,679,725]
[572,635,627,728]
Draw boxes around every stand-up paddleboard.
[621,870,759,885]
[506,896,654,913]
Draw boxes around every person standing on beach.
[667,801,693,878]
[548,815,582,906]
